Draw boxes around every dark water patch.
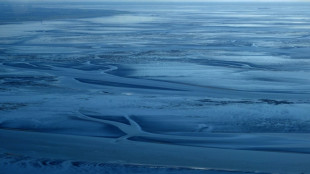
[82,114,131,125]
[0,6,127,24]
[71,161,87,167]
[3,63,52,70]
[105,64,135,77]
[198,99,255,105]
[128,136,175,145]
[129,136,310,154]
[0,103,27,111]
[75,78,183,91]
[0,88,7,91]
[131,115,310,134]
[193,59,268,70]
[130,115,199,134]
[128,135,264,147]
[251,77,287,83]
[0,75,57,88]
[0,117,126,138]
[128,136,254,149]
[128,136,257,148]
[58,64,110,71]
[245,147,310,154]
[259,99,293,105]
[197,99,294,106]
[73,65,109,71]
[0,75,56,81]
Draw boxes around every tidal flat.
[1,1,310,174]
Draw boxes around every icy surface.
[1,2,310,174]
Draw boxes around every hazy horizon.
[2,0,310,3]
